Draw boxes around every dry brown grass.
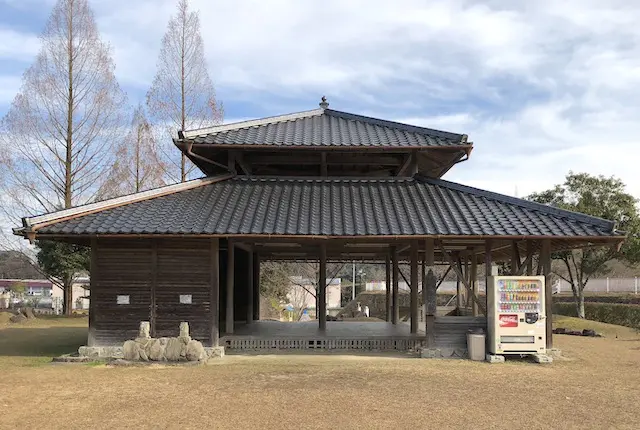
[1,317,639,430]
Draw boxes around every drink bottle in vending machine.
[487,276,547,354]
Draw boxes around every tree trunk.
[577,289,586,319]
[63,281,73,316]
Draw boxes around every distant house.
[288,276,342,311]
[0,278,89,311]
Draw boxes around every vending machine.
[487,276,547,355]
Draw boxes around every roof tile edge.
[17,173,235,234]
[414,174,617,232]
[180,109,324,139]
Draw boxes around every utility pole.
[352,261,356,301]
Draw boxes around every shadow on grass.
[0,326,87,357]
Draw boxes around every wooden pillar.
[391,246,399,325]
[424,238,436,347]
[410,241,419,334]
[385,253,391,322]
[318,244,327,331]
[150,240,158,337]
[471,251,478,317]
[526,241,534,276]
[246,250,254,324]
[510,241,520,275]
[252,253,260,321]
[485,240,493,320]
[456,274,464,312]
[541,239,553,349]
[210,238,220,346]
[225,240,235,335]
[88,238,98,347]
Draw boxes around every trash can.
[467,328,486,361]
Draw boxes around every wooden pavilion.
[15,98,623,356]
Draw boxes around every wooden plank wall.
[155,239,212,341]
[92,240,153,345]
[92,238,216,346]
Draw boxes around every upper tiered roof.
[174,98,473,178]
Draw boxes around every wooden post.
[471,251,478,317]
[246,250,253,324]
[456,274,464,312]
[88,238,98,347]
[485,240,492,320]
[150,240,158,337]
[385,253,391,322]
[253,253,260,321]
[541,239,553,350]
[410,240,419,334]
[210,238,220,346]
[391,246,399,325]
[319,243,327,331]
[424,238,435,347]
[425,270,437,348]
[225,240,235,335]
[510,241,520,275]
[526,241,534,276]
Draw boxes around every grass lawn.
[1,316,639,429]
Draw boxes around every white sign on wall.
[179,294,192,304]
[117,295,130,305]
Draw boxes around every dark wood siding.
[90,238,217,346]
[155,239,211,341]
[92,240,153,345]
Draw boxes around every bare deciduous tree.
[147,0,223,183]
[0,0,127,314]
[98,105,166,199]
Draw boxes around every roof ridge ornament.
[319,96,329,109]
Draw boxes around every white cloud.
[1,0,640,202]
[0,27,41,61]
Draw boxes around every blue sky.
[1,0,639,198]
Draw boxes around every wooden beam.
[397,154,413,176]
[526,240,534,275]
[456,274,464,311]
[471,250,478,316]
[88,238,98,347]
[440,245,487,315]
[246,251,254,324]
[510,241,521,275]
[541,239,553,350]
[252,253,260,321]
[225,240,235,334]
[320,152,328,176]
[319,243,327,331]
[150,240,158,337]
[227,151,237,173]
[391,246,399,325]
[484,240,492,320]
[410,240,419,334]
[424,269,437,348]
[235,152,252,175]
[516,242,538,276]
[424,238,435,266]
[210,238,220,346]
[385,253,391,322]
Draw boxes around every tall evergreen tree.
[147,0,223,183]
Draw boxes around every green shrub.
[553,302,640,329]
[554,295,640,305]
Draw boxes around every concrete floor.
[226,321,421,339]
[223,317,486,340]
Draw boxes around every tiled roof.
[178,108,468,148]
[32,176,617,238]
